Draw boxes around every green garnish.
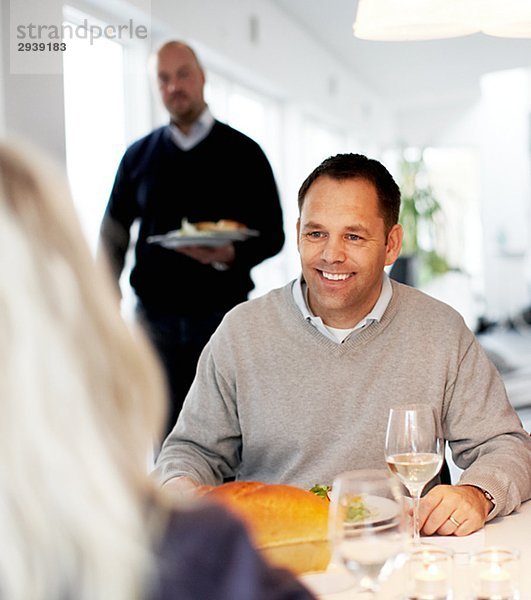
[345,495,371,523]
[309,484,331,499]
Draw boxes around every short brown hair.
[298,153,401,233]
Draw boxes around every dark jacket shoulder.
[209,121,269,156]
[120,127,168,171]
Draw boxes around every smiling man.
[156,154,531,537]
[297,174,402,331]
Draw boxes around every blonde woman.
[0,140,314,600]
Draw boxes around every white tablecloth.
[301,499,531,599]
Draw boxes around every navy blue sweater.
[101,123,284,314]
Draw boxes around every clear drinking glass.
[328,469,407,597]
[385,404,444,543]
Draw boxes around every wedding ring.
[448,515,461,527]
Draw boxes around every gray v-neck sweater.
[156,280,531,518]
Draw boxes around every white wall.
[0,0,66,162]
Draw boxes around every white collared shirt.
[168,106,215,151]
[292,273,393,344]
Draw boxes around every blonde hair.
[0,140,167,600]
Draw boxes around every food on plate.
[195,219,247,231]
[198,481,331,574]
[310,485,370,522]
[344,495,371,523]
[178,217,248,235]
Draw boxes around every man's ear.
[385,224,403,266]
[296,218,301,251]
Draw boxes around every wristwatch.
[477,487,495,511]
[482,488,495,505]
[464,485,495,511]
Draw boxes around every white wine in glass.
[328,469,407,597]
[385,404,443,543]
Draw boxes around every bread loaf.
[200,481,331,574]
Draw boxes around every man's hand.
[419,485,493,536]
[162,476,200,500]
[175,242,235,267]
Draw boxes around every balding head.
[155,40,206,132]
[157,41,203,70]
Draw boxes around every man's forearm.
[162,475,200,498]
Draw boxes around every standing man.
[155,153,531,536]
[100,41,284,437]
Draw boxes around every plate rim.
[147,229,259,247]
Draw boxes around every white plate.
[345,495,399,527]
[147,229,259,249]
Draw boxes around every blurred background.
[2,0,531,425]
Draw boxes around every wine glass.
[328,469,407,597]
[385,404,443,543]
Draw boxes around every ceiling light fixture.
[481,0,531,38]
[353,0,531,41]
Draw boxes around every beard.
[166,93,204,126]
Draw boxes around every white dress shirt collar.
[292,273,393,343]
[168,106,215,151]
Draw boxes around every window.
[63,10,127,252]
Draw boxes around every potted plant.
[390,149,450,287]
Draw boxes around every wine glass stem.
[411,487,423,543]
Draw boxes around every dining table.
[300,499,531,599]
